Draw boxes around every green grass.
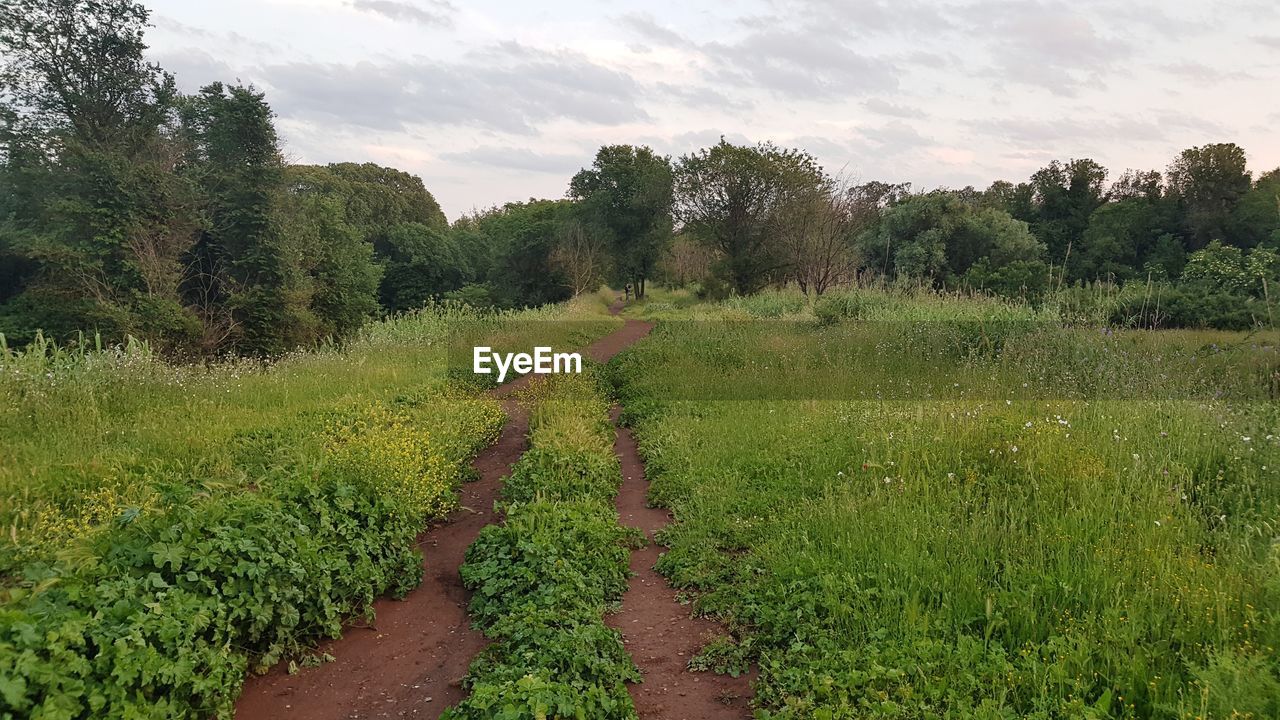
[0,296,619,719]
[0,298,618,573]
[610,294,1280,719]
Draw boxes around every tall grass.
[0,297,618,577]
[611,306,1280,719]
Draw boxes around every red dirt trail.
[234,311,652,720]
[606,407,755,719]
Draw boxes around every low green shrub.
[0,392,504,720]
[1108,284,1275,330]
[445,375,642,720]
[0,468,424,719]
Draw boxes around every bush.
[695,275,731,302]
[1109,284,1274,330]
[961,258,1051,302]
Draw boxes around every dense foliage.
[570,145,674,298]
[0,1,600,355]
[444,373,642,719]
[0,385,504,718]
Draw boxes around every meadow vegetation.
[0,297,616,719]
[611,287,1280,719]
[445,372,643,720]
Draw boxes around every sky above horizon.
[143,0,1280,221]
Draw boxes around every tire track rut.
[234,312,652,720]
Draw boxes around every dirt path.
[607,408,755,718]
[235,312,652,720]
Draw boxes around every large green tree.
[1232,169,1280,249]
[278,167,382,335]
[859,191,1044,288]
[179,82,296,355]
[285,164,459,313]
[569,144,673,298]
[462,200,573,308]
[1074,170,1178,281]
[0,0,199,347]
[1024,159,1108,267]
[674,139,825,294]
[1166,143,1252,249]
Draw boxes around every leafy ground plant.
[444,373,644,720]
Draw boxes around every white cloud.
[142,0,1280,218]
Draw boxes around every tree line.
[4,0,1279,357]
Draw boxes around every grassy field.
[0,295,618,719]
[5,283,1278,719]
[612,288,1280,719]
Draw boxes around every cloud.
[704,29,898,99]
[858,121,932,150]
[621,7,900,100]
[964,113,1227,150]
[965,0,1132,96]
[864,98,923,118]
[656,130,755,157]
[620,13,691,48]
[149,49,240,92]
[788,0,956,37]
[653,82,753,111]
[260,44,647,134]
[350,0,455,27]
[439,146,587,174]
[1253,35,1280,49]
[152,15,277,54]
[1160,62,1254,85]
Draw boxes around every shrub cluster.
[0,390,504,720]
[444,374,643,720]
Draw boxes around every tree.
[1109,169,1163,202]
[657,232,717,288]
[179,82,297,355]
[284,163,458,315]
[277,170,382,335]
[1166,143,1252,249]
[775,175,879,295]
[859,191,1044,287]
[1075,175,1177,282]
[1025,158,1108,266]
[326,162,447,235]
[468,200,573,308]
[569,145,673,298]
[1232,169,1280,249]
[377,222,469,312]
[1181,240,1250,293]
[549,219,608,296]
[0,0,197,347]
[674,139,825,294]
[0,0,176,147]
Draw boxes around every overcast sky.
[144,0,1280,220]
